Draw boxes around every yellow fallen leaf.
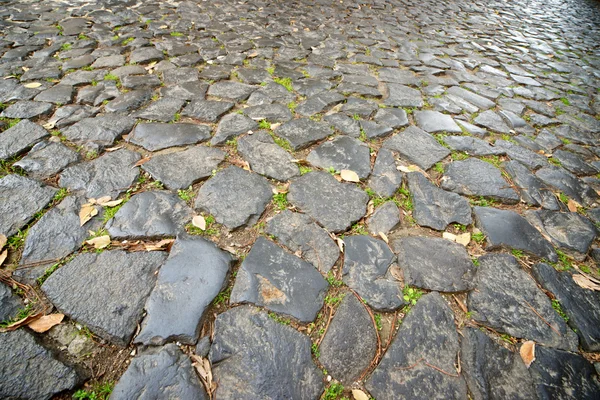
[193,215,206,230]
[98,198,123,207]
[95,196,112,205]
[79,203,98,226]
[443,232,457,242]
[340,169,360,183]
[572,274,600,291]
[0,234,6,250]
[86,235,111,249]
[519,341,535,368]
[455,232,471,246]
[352,389,370,400]
[28,314,64,333]
[0,249,7,267]
[23,82,41,88]
[567,199,580,213]
[43,121,55,130]
[143,239,175,251]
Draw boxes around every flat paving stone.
[384,83,423,107]
[111,344,208,400]
[468,253,577,350]
[441,158,520,204]
[367,148,403,198]
[129,123,211,152]
[195,166,272,230]
[414,110,462,133]
[288,171,368,233]
[536,166,600,207]
[343,235,404,311]
[103,90,152,114]
[0,282,22,322]
[307,136,371,179]
[324,113,361,137]
[243,103,292,122]
[181,100,235,123]
[61,115,135,150]
[366,292,467,400]
[265,210,339,274]
[237,131,300,181]
[0,174,57,237]
[134,97,186,122]
[446,86,495,110]
[142,146,225,190]
[207,81,256,101]
[408,171,472,230]
[374,108,409,129]
[0,119,49,160]
[474,206,557,262]
[1,100,53,119]
[367,201,401,236]
[504,160,561,210]
[443,135,504,156]
[211,113,258,146]
[59,148,140,199]
[295,91,346,116]
[394,236,476,292]
[210,305,323,399]
[383,126,450,170]
[474,110,511,134]
[136,236,233,346]
[13,141,79,179]
[42,250,167,346]
[274,118,333,151]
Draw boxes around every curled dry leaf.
[340,169,360,183]
[389,264,403,282]
[352,389,370,400]
[27,313,64,333]
[133,156,151,167]
[143,238,175,252]
[336,238,345,253]
[379,231,389,243]
[519,341,536,368]
[0,249,7,268]
[95,196,111,205]
[106,145,124,152]
[23,82,42,88]
[0,233,7,250]
[567,199,581,213]
[98,198,123,207]
[192,215,206,231]
[572,274,600,291]
[79,203,98,226]
[0,313,43,332]
[86,235,111,249]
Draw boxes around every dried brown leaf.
[133,156,151,167]
[95,196,111,205]
[143,239,175,252]
[379,231,389,243]
[520,341,536,368]
[0,313,42,332]
[0,234,7,250]
[98,198,123,207]
[193,215,206,231]
[340,169,360,183]
[27,313,64,333]
[352,389,370,400]
[572,274,600,291]
[336,238,345,253]
[567,199,580,213]
[86,235,111,249]
[79,203,98,226]
[0,249,7,267]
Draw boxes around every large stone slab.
[195,166,272,229]
[504,160,561,210]
[414,110,461,133]
[61,115,135,150]
[211,113,258,146]
[59,149,140,199]
[136,236,233,345]
[384,83,423,107]
[467,253,577,350]
[443,135,504,156]
[307,136,371,179]
[111,344,208,400]
[394,236,476,292]
[474,110,511,134]
[532,262,600,352]
[383,126,450,170]
[106,191,193,239]
[446,86,495,110]
[0,119,49,160]
[0,100,53,119]
[0,174,57,237]
[367,148,403,198]
[295,91,346,116]
[461,327,537,400]
[274,118,333,151]
[207,81,256,101]
[42,250,167,346]
[210,306,324,399]
[129,123,212,152]
[495,139,549,170]
[319,294,377,384]
[441,158,519,204]
[0,329,84,400]
[367,201,401,235]
[13,141,79,179]
[473,206,557,262]
[237,131,300,181]
[366,292,467,400]
[343,235,404,311]
[265,210,339,274]
[142,146,225,190]
[288,171,368,233]
[181,100,235,123]
[230,237,328,322]
[408,171,472,230]
[536,166,599,207]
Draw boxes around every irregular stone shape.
[456,119,488,137]
[230,237,328,322]
[210,306,324,399]
[461,327,537,400]
[111,344,208,400]
[366,292,467,400]
[103,89,152,114]
[160,82,208,101]
[296,91,346,116]
[288,171,368,233]
[343,235,404,311]
[324,113,361,137]
[211,113,258,146]
[504,160,561,210]
[243,103,292,122]
[525,210,596,259]
[62,115,135,149]
[441,158,519,204]
[467,253,576,350]
[0,329,84,400]
[367,148,403,198]
[207,81,256,101]
[408,171,472,230]
[130,47,164,64]
[121,75,162,90]
[0,175,57,237]
[307,136,371,179]
[34,84,74,104]
[0,119,49,160]
[495,139,549,170]
[274,118,333,151]
[266,210,339,274]
[142,146,225,190]
[394,236,476,292]
[384,83,423,107]
[134,97,186,122]
[1,100,53,119]
[474,110,511,134]
[0,282,22,322]
[107,191,193,239]
[446,86,495,110]
[532,263,600,352]
[536,166,599,207]
[374,108,409,129]
[181,100,235,123]
[415,110,461,133]
[137,236,233,345]
[129,123,211,152]
[42,250,167,346]
[474,207,557,262]
[320,294,377,384]
[383,126,450,170]
[59,149,140,199]
[553,149,598,176]
[13,141,79,179]
[367,201,401,236]
[529,345,600,399]
[237,131,300,181]
[443,135,504,156]
[195,166,272,229]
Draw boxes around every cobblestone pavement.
[1,0,600,398]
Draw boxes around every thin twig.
[524,300,561,336]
